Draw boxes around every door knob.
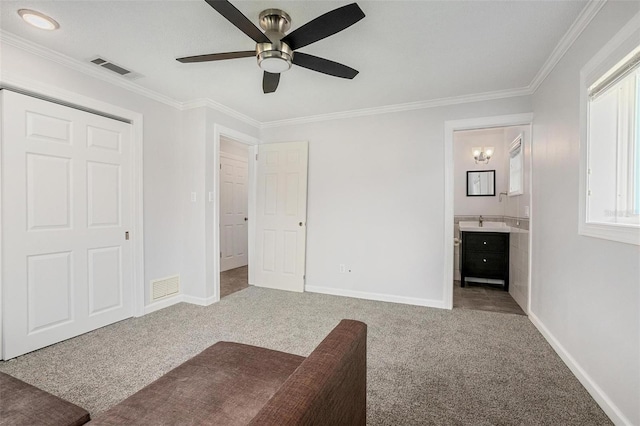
[299,222,303,227]
[244,217,248,221]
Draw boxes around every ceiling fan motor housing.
[257,9,293,73]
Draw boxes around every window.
[508,134,524,196]
[580,43,640,245]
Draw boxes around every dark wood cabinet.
[460,231,509,291]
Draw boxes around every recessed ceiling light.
[18,9,59,30]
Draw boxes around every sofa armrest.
[248,319,367,426]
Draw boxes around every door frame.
[211,125,259,302]
[443,113,533,311]
[0,76,146,361]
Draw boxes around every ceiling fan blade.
[263,71,280,93]
[281,3,365,50]
[204,0,270,44]
[293,52,359,79]
[176,50,255,63]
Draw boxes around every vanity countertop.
[459,221,511,233]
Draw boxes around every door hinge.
[255,153,258,161]
[220,252,222,258]
[219,163,222,170]
[125,231,130,240]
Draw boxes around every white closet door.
[1,90,134,359]
[220,153,248,271]
[254,141,308,292]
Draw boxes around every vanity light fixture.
[472,147,493,164]
[18,9,59,30]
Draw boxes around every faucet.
[479,215,484,227]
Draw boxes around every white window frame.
[579,22,640,246]
[508,133,524,196]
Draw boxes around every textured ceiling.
[0,1,587,122]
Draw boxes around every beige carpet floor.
[0,286,610,425]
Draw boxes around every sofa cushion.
[249,319,367,426]
[0,372,90,426]
[89,342,304,425]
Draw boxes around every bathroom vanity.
[459,222,510,291]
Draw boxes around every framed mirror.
[467,170,496,196]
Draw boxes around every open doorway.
[451,126,529,315]
[443,114,533,314]
[219,136,250,299]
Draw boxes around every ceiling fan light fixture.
[256,42,293,73]
[18,9,59,30]
[258,54,292,73]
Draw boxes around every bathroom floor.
[453,280,525,315]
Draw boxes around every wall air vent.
[151,275,180,301]
[89,56,142,80]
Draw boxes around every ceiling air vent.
[89,56,142,80]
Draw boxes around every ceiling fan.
[176,0,365,94]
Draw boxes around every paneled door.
[219,153,248,272]
[254,141,308,292]
[1,90,133,359]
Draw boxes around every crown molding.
[1,0,607,131]
[260,86,532,128]
[0,30,182,109]
[0,30,260,129]
[528,0,607,92]
[180,98,260,128]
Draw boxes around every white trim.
[0,31,260,129]
[579,221,640,246]
[143,294,183,315]
[529,0,607,92]
[143,293,218,314]
[305,285,447,309]
[0,0,605,129]
[578,11,640,247]
[0,30,181,110]
[260,87,532,129]
[0,92,4,357]
[0,73,146,318]
[182,294,217,306]
[211,125,259,303]
[443,113,534,310]
[529,313,631,425]
[181,99,260,128]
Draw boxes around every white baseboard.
[143,293,218,314]
[182,294,218,306]
[305,285,446,309]
[528,312,630,425]
[143,294,183,314]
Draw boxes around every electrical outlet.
[524,206,530,217]
[190,192,197,202]
[339,264,346,273]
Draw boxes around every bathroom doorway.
[444,114,533,315]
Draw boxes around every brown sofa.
[1,319,366,426]
[0,372,90,426]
